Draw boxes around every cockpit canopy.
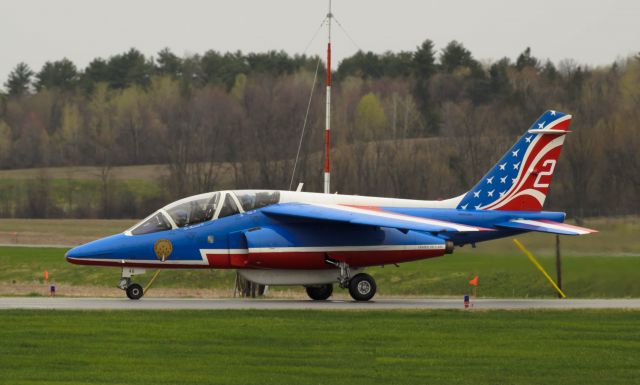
[165,192,221,228]
[127,190,280,236]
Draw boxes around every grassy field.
[0,219,136,245]
[1,245,639,298]
[0,164,236,219]
[0,309,638,385]
[0,164,169,181]
[0,178,164,220]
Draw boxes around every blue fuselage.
[65,207,565,270]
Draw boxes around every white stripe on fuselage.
[244,244,446,253]
[202,244,445,255]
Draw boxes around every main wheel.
[348,273,376,301]
[305,284,333,300]
[126,283,144,300]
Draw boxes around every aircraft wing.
[261,203,491,233]
[495,219,597,236]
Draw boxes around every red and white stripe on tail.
[457,110,572,212]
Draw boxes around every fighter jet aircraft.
[66,110,595,301]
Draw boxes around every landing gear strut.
[325,258,377,301]
[325,259,352,288]
[118,268,146,300]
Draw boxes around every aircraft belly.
[237,268,363,285]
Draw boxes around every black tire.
[348,273,377,301]
[305,284,333,301]
[126,283,144,300]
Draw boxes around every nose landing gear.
[118,268,146,300]
[126,283,144,300]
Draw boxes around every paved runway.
[1,297,640,310]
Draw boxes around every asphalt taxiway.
[1,297,639,310]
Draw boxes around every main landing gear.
[348,273,377,302]
[306,260,377,302]
[335,261,377,301]
[118,268,146,300]
[305,284,333,300]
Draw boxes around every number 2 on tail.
[533,159,556,188]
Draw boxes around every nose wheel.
[118,268,147,300]
[126,283,144,300]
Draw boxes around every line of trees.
[0,42,639,219]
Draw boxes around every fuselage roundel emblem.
[154,239,173,261]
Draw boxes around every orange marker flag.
[469,276,478,287]
[44,270,49,281]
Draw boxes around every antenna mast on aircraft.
[323,0,332,194]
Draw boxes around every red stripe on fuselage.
[344,205,382,211]
[241,248,445,269]
[67,248,446,270]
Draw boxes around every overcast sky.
[1,0,639,88]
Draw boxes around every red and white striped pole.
[324,1,332,194]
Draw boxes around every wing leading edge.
[261,203,491,233]
[495,219,597,236]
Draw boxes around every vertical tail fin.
[457,110,571,211]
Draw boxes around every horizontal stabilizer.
[495,219,597,236]
[262,203,491,233]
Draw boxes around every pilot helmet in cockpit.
[173,209,189,227]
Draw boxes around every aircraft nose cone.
[65,243,106,264]
[65,234,125,264]
[65,245,87,260]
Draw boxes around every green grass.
[453,217,640,257]
[0,163,235,184]
[0,219,136,246]
[0,178,164,217]
[0,246,236,290]
[0,309,638,385]
[370,251,640,298]
[1,245,639,298]
[0,164,169,181]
